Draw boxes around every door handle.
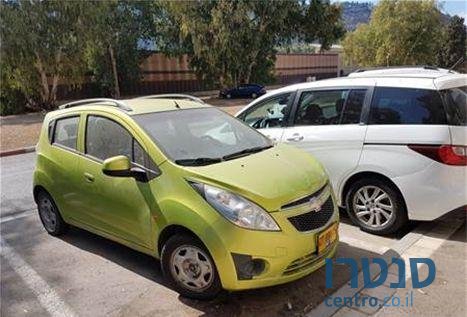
[84,172,95,183]
[286,133,304,142]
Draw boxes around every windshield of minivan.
[133,108,273,166]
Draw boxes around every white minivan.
[236,67,466,234]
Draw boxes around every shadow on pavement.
[58,227,165,285]
[58,226,386,317]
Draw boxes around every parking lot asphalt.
[1,153,465,317]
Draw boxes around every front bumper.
[205,195,339,291]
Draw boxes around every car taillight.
[408,144,467,166]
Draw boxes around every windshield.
[133,108,273,165]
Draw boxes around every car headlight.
[191,183,280,231]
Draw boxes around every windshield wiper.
[222,145,273,161]
[175,157,223,166]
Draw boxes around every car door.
[75,113,157,248]
[281,87,371,196]
[238,92,295,142]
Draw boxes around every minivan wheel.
[251,93,257,98]
[36,191,68,236]
[161,234,222,299]
[346,179,407,235]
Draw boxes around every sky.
[332,0,467,21]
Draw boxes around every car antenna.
[173,101,181,109]
[449,57,464,72]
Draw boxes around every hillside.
[340,1,373,31]
[340,1,452,31]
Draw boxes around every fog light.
[231,253,266,280]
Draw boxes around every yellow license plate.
[318,223,338,254]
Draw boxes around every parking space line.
[0,209,35,223]
[0,237,76,317]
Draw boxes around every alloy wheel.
[352,185,394,228]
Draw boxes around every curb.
[306,222,434,317]
[306,211,465,317]
[0,146,35,157]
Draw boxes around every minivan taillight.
[408,144,467,166]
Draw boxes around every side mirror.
[102,155,148,182]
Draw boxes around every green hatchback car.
[33,97,339,299]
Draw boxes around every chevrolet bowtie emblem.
[310,197,321,212]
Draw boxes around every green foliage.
[85,1,159,97]
[0,0,91,110]
[159,0,344,88]
[437,16,466,70]
[343,0,443,67]
[0,0,345,115]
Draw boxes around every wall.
[59,52,339,98]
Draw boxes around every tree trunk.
[108,44,120,98]
[34,54,50,107]
[49,51,62,107]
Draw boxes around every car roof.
[347,66,457,79]
[51,98,210,118]
[238,69,467,116]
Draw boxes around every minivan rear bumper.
[392,161,466,221]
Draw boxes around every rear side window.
[440,86,466,126]
[369,87,447,125]
[53,116,79,150]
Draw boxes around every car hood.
[183,143,328,212]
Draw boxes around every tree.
[159,0,344,88]
[342,0,443,67]
[437,15,466,70]
[85,1,159,98]
[0,0,90,110]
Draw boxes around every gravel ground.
[0,97,252,152]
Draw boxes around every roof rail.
[59,98,132,111]
[136,94,205,104]
[353,65,439,73]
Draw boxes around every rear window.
[369,87,447,125]
[440,86,466,126]
[53,116,79,150]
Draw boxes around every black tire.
[36,190,69,236]
[161,234,222,300]
[345,178,407,235]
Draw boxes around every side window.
[243,93,293,129]
[341,89,367,124]
[86,116,132,161]
[53,116,79,150]
[295,90,349,126]
[369,87,447,125]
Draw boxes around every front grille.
[288,197,334,232]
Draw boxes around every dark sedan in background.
[219,83,266,99]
